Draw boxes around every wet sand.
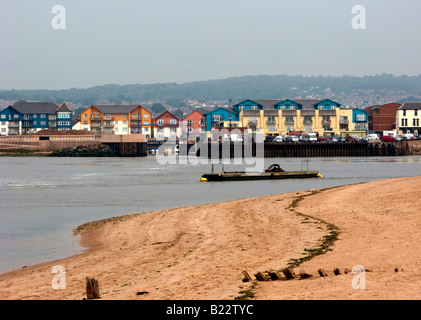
[0,176,420,300]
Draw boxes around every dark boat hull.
[201,170,321,181]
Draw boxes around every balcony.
[90,122,101,128]
[266,119,276,124]
[104,122,114,127]
[91,115,102,120]
[339,119,349,124]
[321,120,332,125]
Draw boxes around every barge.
[200,164,322,182]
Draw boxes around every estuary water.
[1,155,421,273]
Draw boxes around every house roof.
[56,101,73,113]
[400,102,421,110]
[243,99,331,110]
[154,110,180,120]
[91,105,141,114]
[12,101,60,114]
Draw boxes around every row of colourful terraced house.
[77,99,371,139]
[3,99,418,139]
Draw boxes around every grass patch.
[235,281,258,300]
[285,187,341,269]
[0,149,49,157]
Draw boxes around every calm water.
[1,155,421,273]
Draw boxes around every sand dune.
[0,176,420,300]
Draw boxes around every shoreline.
[0,176,420,300]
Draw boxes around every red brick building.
[365,103,401,132]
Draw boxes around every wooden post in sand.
[86,277,100,299]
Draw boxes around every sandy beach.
[0,176,420,300]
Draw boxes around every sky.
[1,0,421,90]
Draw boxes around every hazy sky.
[1,0,421,90]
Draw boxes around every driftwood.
[242,270,253,282]
[86,277,100,299]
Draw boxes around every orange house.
[80,105,152,136]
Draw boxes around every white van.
[300,133,317,142]
[366,134,379,140]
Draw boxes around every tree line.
[1,74,421,107]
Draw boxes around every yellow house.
[234,99,368,137]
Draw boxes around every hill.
[1,74,421,108]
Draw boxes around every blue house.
[204,107,239,131]
[0,101,73,135]
[234,98,342,111]
[352,108,369,131]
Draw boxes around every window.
[33,121,37,125]
[14,114,19,119]
[41,121,46,125]
[355,114,366,122]
[285,116,294,123]
[41,114,46,119]
[169,119,177,125]
[170,127,177,133]
[187,120,193,126]
[401,119,408,127]
[267,116,276,124]
[267,125,276,131]
[122,121,128,125]
[248,117,257,124]
[1,121,5,126]
[144,120,149,125]
[58,113,71,118]
[83,121,88,125]
[105,114,111,120]
[157,119,164,125]
[1,115,5,119]
[212,114,221,122]
[303,116,312,123]
[143,113,149,118]
[403,110,406,116]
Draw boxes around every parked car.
[265,135,276,143]
[366,134,379,141]
[273,136,283,143]
[402,133,414,140]
[290,135,299,142]
[299,133,317,142]
[317,136,329,142]
[381,135,396,142]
